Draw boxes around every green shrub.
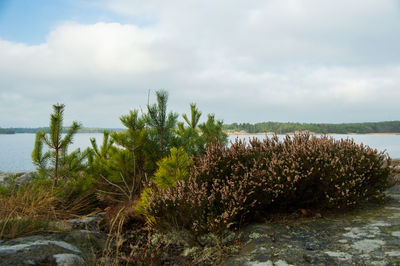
[199,114,228,148]
[136,147,192,224]
[88,112,152,205]
[31,104,87,187]
[143,132,392,235]
[176,104,228,156]
[135,187,155,224]
[153,147,192,189]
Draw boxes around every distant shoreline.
[1,131,400,136]
[226,131,400,136]
[223,120,400,135]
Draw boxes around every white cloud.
[0,22,165,78]
[1,1,400,127]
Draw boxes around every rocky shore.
[0,214,107,266]
[0,165,399,265]
[0,172,108,265]
[225,173,400,266]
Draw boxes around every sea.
[0,133,399,172]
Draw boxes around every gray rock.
[65,213,104,231]
[0,229,106,266]
[0,173,9,186]
[53,253,85,266]
[0,171,36,187]
[224,184,400,265]
[15,171,35,185]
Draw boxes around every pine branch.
[60,121,81,150]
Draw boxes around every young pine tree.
[182,103,202,130]
[31,104,85,188]
[199,114,228,147]
[145,90,178,159]
[176,103,204,155]
[90,110,153,203]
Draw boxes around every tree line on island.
[224,120,400,134]
[2,120,400,135]
[0,127,124,134]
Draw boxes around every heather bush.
[252,134,392,209]
[144,140,266,234]
[144,132,392,235]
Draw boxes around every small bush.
[135,147,192,224]
[144,133,392,235]
[153,147,192,189]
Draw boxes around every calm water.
[0,133,399,172]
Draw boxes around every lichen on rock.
[224,184,400,265]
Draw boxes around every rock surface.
[225,185,400,266]
[0,223,106,265]
[0,171,36,186]
[65,213,105,231]
[0,173,107,265]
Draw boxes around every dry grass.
[98,204,141,266]
[0,184,61,239]
[0,182,98,239]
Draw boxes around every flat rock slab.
[0,229,106,266]
[225,185,400,266]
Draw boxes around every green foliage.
[144,133,392,235]
[136,147,191,224]
[176,104,227,155]
[224,121,400,134]
[199,114,228,147]
[146,90,179,159]
[26,92,230,234]
[31,104,87,187]
[182,103,202,130]
[31,130,50,177]
[87,111,152,204]
[175,122,203,155]
[89,130,114,160]
[176,103,205,155]
[0,186,10,197]
[134,187,155,224]
[87,130,116,177]
[153,147,192,189]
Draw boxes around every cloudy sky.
[0,0,399,128]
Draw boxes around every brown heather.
[144,132,392,236]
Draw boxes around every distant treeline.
[224,121,400,134]
[3,121,400,135]
[0,127,123,134]
[0,128,15,134]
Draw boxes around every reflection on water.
[1,133,399,172]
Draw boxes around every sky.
[0,0,399,128]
